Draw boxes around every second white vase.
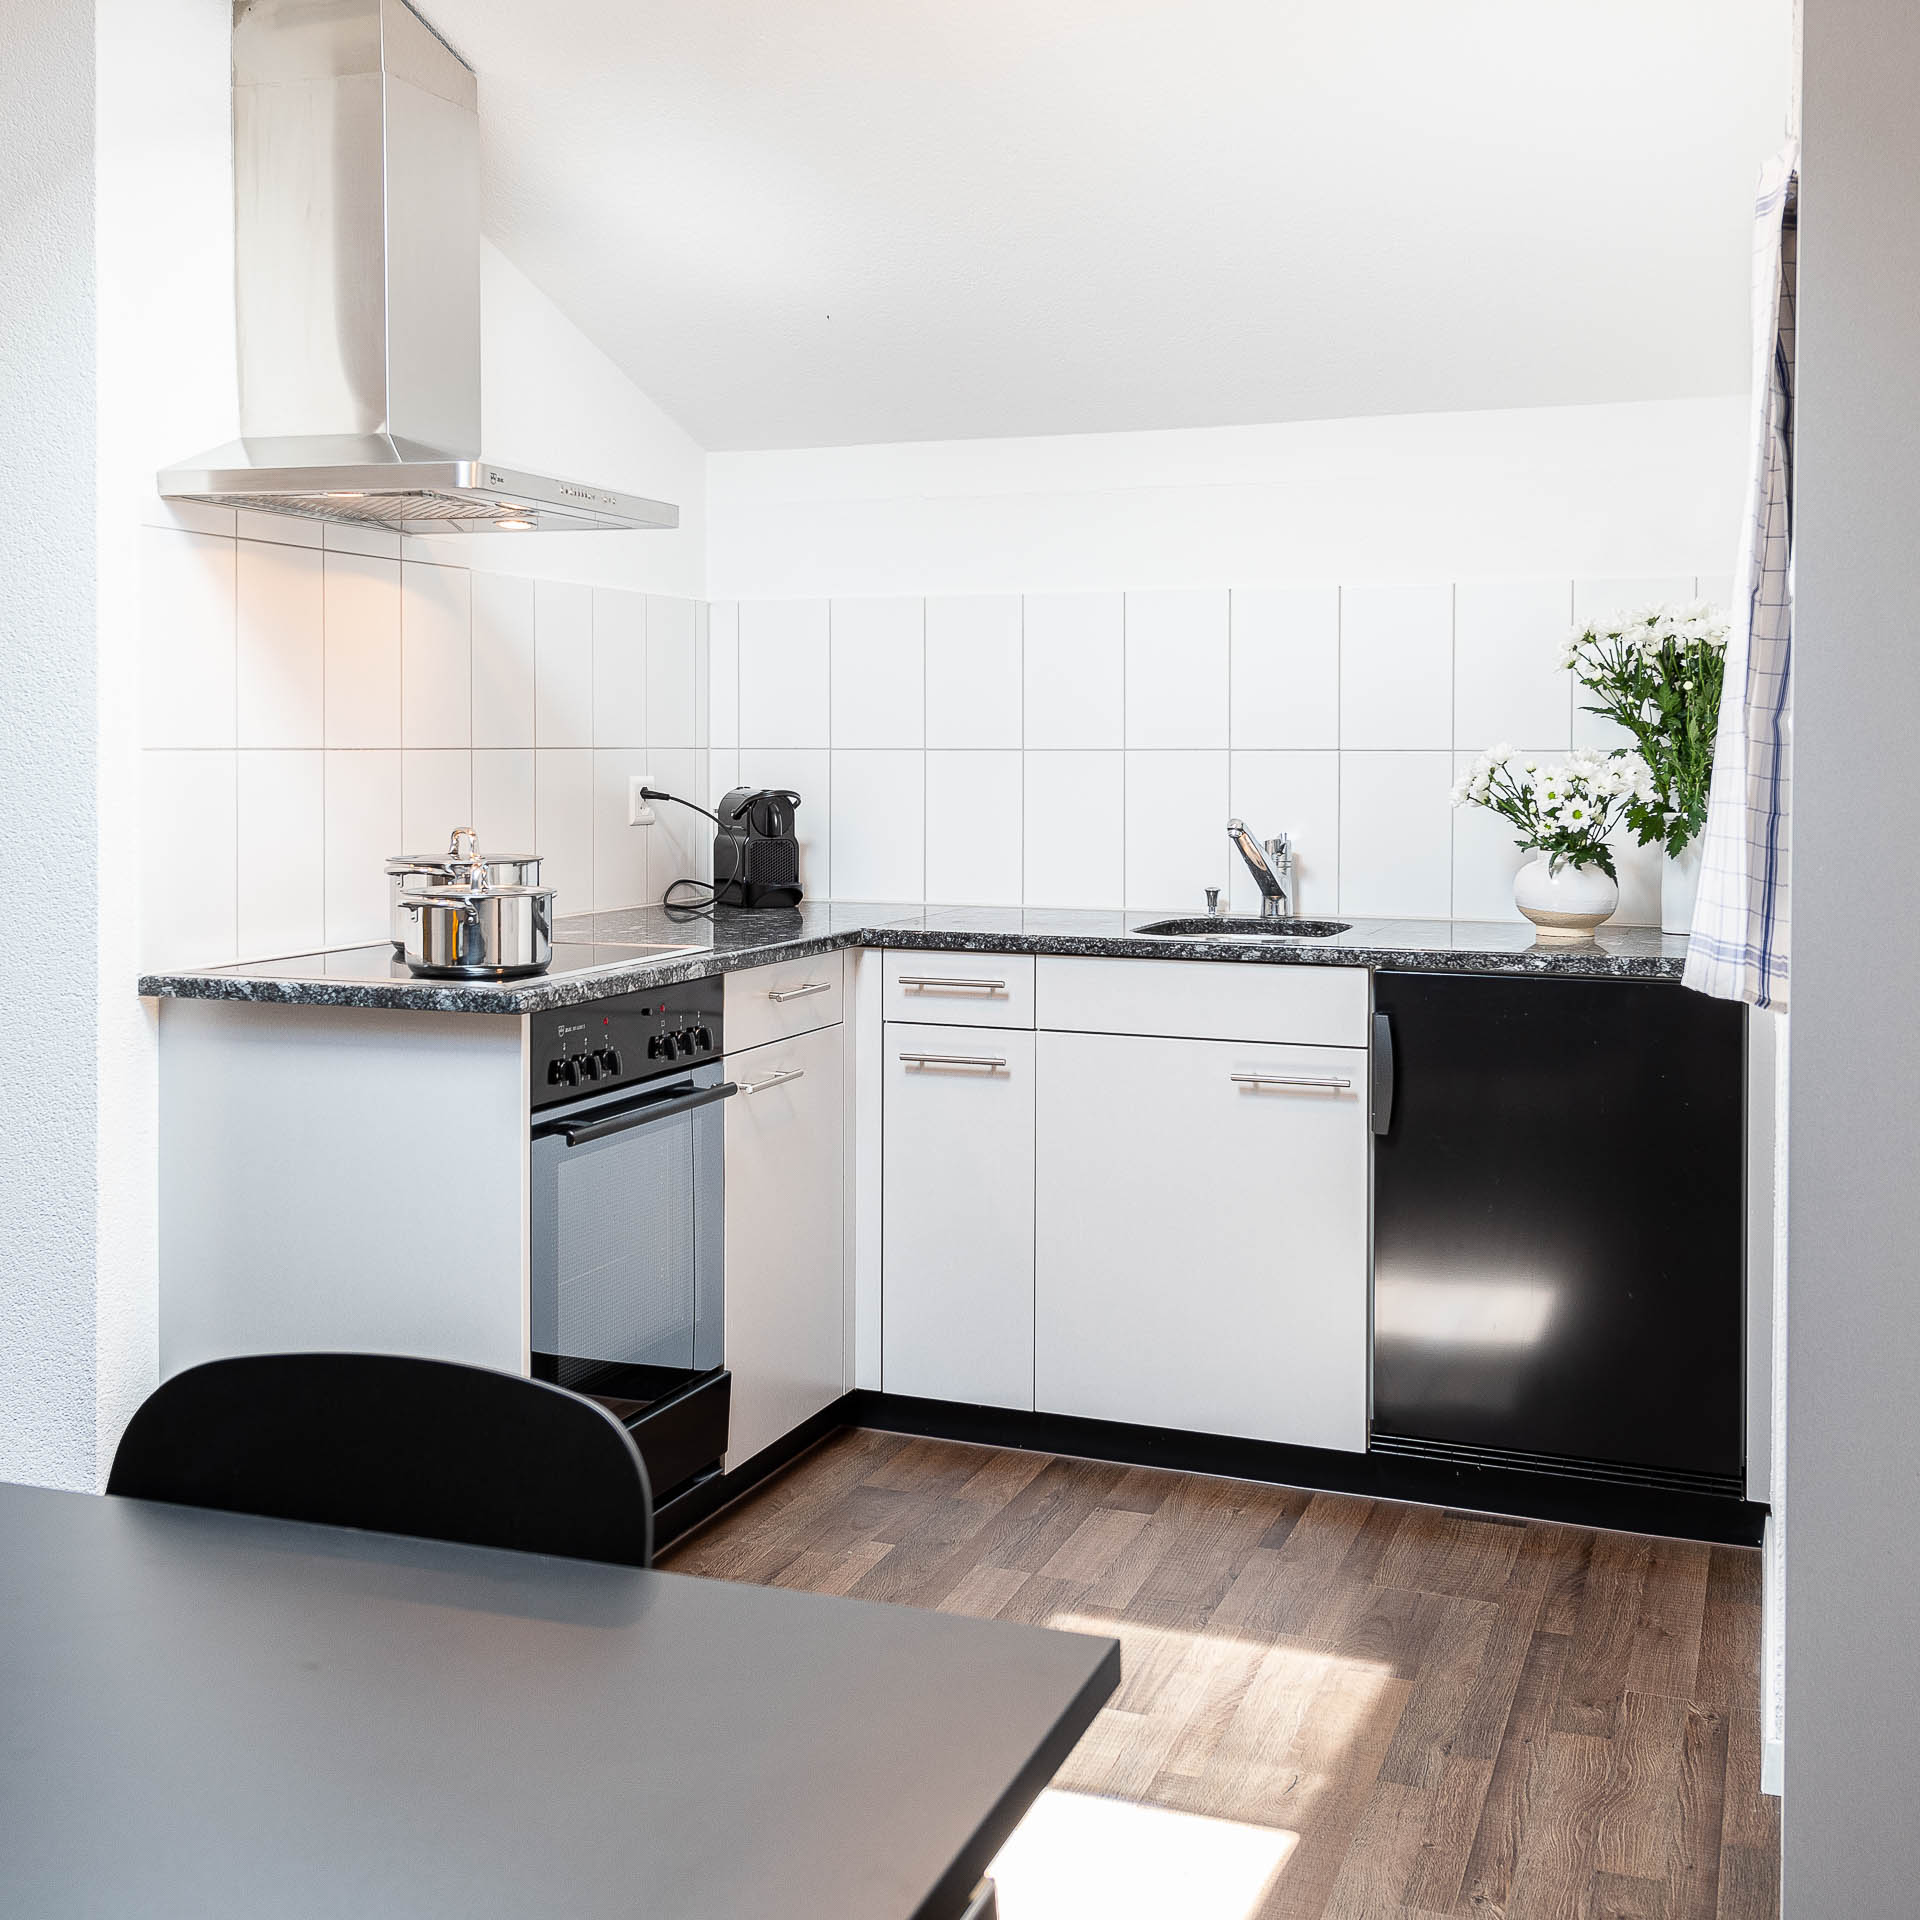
[1514,853,1619,941]
[1661,838,1704,935]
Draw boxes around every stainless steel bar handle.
[768,980,832,1003]
[898,1051,1008,1069]
[1229,1071,1352,1090]
[897,975,1008,992]
[737,1067,805,1097]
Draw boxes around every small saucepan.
[397,879,555,980]
[387,828,541,953]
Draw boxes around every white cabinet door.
[1035,1029,1369,1451]
[724,1021,845,1469]
[883,1022,1035,1409]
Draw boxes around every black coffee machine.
[712,788,803,908]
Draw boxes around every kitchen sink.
[1131,916,1352,939]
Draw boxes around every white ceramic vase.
[1661,837,1704,935]
[1513,853,1619,941]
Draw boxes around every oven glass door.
[529,1062,727,1399]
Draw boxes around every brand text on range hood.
[159,0,677,537]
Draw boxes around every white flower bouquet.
[1450,745,1656,881]
[1561,602,1730,857]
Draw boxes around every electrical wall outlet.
[628,776,656,827]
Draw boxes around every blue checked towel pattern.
[1684,142,1797,1008]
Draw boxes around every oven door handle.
[548,1080,738,1147]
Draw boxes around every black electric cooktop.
[210,939,699,988]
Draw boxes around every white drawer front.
[882,950,1035,1028]
[1035,954,1368,1047]
[724,951,845,1053]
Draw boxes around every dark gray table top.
[0,1481,1119,1920]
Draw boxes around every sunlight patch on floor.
[988,1788,1297,1920]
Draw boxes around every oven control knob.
[581,1051,604,1081]
[646,1034,667,1060]
[547,1058,568,1085]
[695,1027,713,1051]
[600,1047,622,1077]
[560,1056,582,1087]
[675,1030,696,1056]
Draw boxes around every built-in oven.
[529,978,733,1514]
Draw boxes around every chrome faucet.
[1227,820,1294,918]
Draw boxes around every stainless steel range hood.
[160,0,677,537]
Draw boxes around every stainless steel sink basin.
[1131,916,1352,940]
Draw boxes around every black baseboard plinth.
[842,1391,1768,1548]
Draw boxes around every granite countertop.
[137,903,1690,1015]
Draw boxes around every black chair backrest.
[107,1353,652,1568]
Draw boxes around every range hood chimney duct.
[160,0,677,536]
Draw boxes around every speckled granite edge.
[138,911,1688,1013]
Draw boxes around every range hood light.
[495,518,534,530]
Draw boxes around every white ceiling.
[424,0,1792,452]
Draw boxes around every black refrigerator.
[1370,970,1746,1494]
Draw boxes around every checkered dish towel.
[1684,142,1797,1009]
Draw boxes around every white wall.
[708,397,1747,599]
[707,399,1742,919]
[1785,0,1920,1904]
[0,0,99,1491]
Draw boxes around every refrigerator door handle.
[1371,1010,1394,1136]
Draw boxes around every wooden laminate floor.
[662,1429,1779,1920]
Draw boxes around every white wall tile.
[323,749,402,947]
[1230,587,1340,750]
[237,751,324,959]
[1570,576,1694,748]
[694,604,710,751]
[401,749,473,854]
[235,508,322,549]
[1339,751,1454,918]
[1125,589,1228,749]
[1228,750,1340,916]
[400,563,472,749]
[1340,584,1453,751]
[141,528,235,749]
[535,580,594,748]
[472,573,536,748]
[237,539,324,749]
[1612,834,1662,928]
[1695,573,1735,610]
[1454,579,1573,752]
[322,522,402,561]
[831,751,924,902]
[535,748,595,924]
[831,598,924,748]
[1024,752,1123,908]
[708,748,740,811]
[1024,593,1123,749]
[925,595,1022,749]
[149,498,236,539]
[592,748,652,912]
[926,751,1023,906]
[471,749,536,855]
[592,588,647,747]
[739,749,830,897]
[708,603,740,751]
[323,551,402,748]
[1124,749,1229,912]
[739,600,830,748]
[141,752,237,968]
[644,746,710,891]
[646,596,700,748]
[1449,747,1549,923]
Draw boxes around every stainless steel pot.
[386,828,541,951]
[397,881,555,979]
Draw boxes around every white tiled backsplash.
[709,577,1732,922]
[145,550,1731,967]
[140,516,708,970]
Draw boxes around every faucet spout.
[1226,819,1294,918]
